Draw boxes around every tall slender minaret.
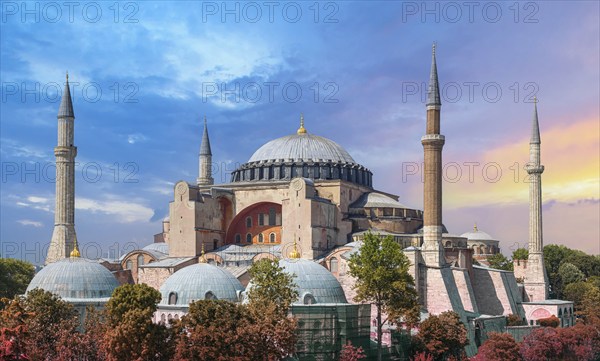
[46,73,78,264]
[421,43,446,267]
[196,116,214,186]
[524,98,549,300]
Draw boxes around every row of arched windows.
[245,208,279,228]
[125,254,146,270]
[235,232,277,243]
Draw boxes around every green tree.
[103,283,173,361]
[247,258,298,316]
[511,248,529,260]
[563,281,596,310]
[0,258,35,299]
[486,253,513,271]
[415,311,468,361]
[558,262,585,286]
[348,232,420,361]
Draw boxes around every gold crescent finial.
[297,113,307,135]
[474,223,478,232]
[70,237,80,258]
[289,234,300,258]
[199,242,206,263]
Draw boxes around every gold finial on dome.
[289,235,300,259]
[297,113,307,135]
[70,237,80,258]
[474,223,478,232]
[199,242,207,263]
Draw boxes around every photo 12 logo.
[1,161,140,184]
[401,1,540,24]
[202,81,339,104]
[201,1,340,23]
[1,81,139,104]
[1,1,140,24]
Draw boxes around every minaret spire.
[197,116,214,186]
[524,99,549,301]
[421,43,446,266]
[46,73,78,264]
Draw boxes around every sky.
[1,1,598,264]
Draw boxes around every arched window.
[330,257,339,273]
[137,254,144,266]
[235,234,241,243]
[445,241,452,248]
[205,291,216,300]
[258,213,265,226]
[303,293,316,305]
[246,216,252,228]
[269,233,276,243]
[258,233,264,243]
[168,292,177,305]
[125,260,133,270]
[479,245,486,254]
[246,233,252,243]
[160,314,166,324]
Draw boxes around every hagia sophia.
[27,45,574,358]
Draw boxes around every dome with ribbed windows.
[26,257,119,301]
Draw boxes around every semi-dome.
[26,257,119,301]
[143,242,169,255]
[249,134,357,165]
[279,259,347,305]
[159,263,243,306]
[460,225,495,241]
[230,119,373,187]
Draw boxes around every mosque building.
[35,44,575,358]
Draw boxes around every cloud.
[0,138,50,159]
[27,196,50,203]
[17,219,43,227]
[127,133,148,144]
[15,196,52,213]
[75,197,154,223]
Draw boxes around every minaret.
[196,116,214,186]
[421,43,446,267]
[524,98,549,300]
[46,72,78,264]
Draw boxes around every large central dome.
[230,118,373,187]
[248,133,357,164]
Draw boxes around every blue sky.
[1,1,598,263]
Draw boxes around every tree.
[520,324,600,361]
[507,313,525,326]
[415,311,468,361]
[0,258,35,299]
[339,341,366,361]
[471,332,521,361]
[246,258,298,316]
[486,253,513,271]
[512,248,529,260]
[538,315,560,328]
[0,288,81,361]
[348,232,420,361]
[578,286,600,328]
[563,281,596,310]
[559,263,585,286]
[103,284,173,361]
[174,299,296,361]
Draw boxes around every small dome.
[279,259,347,305]
[142,242,169,255]
[460,226,495,241]
[27,258,119,300]
[159,263,243,306]
[248,134,357,165]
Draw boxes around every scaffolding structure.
[291,303,372,361]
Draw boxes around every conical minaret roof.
[427,43,441,107]
[530,98,541,144]
[58,72,74,118]
[200,117,212,155]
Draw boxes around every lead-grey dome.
[159,263,244,306]
[249,134,357,164]
[279,259,347,305]
[230,129,373,187]
[26,257,119,301]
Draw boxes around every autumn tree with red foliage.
[411,352,434,361]
[470,332,521,361]
[520,323,600,361]
[339,341,366,361]
[538,315,560,328]
[415,311,468,361]
[174,299,296,361]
